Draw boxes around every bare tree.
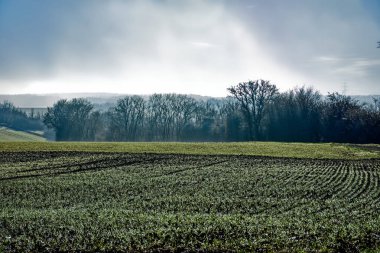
[373,97,379,112]
[170,94,198,140]
[43,98,93,141]
[146,94,198,141]
[109,96,145,141]
[228,80,278,140]
[147,94,171,140]
[0,101,43,131]
[268,87,322,142]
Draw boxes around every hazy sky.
[0,0,379,96]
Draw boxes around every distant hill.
[0,93,219,108]
[0,93,378,109]
[351,95,380,105]
[0,127,46,142]
[0,93,122,108]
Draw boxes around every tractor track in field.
[1,151,380,252]
[0,155,379,197]
[1,152,379,204]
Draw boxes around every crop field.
[0,127,46,142]
[1,143,380,252]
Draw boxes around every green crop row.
[1,152,380,252]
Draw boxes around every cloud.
[188,41,219,48]
[234,0,380,94]
[0,0,304,95]
[0,0,379,95]
[313,57,341,63]
[331,58,380,77]
[314,56,380,76]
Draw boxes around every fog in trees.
[0,101,44,131]
[1,80,377,143]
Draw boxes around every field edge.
[0,141,378,159]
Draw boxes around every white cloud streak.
[0,0,379,95]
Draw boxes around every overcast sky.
[0,0,379,96]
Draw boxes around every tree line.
[39,80,380,143]
[0,101,44,131]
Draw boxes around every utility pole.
[342,82,347,95]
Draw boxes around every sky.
[0,0,379,96]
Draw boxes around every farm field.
[1,143,380,252]
[0,127,46,142]
[0,141,378,159]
